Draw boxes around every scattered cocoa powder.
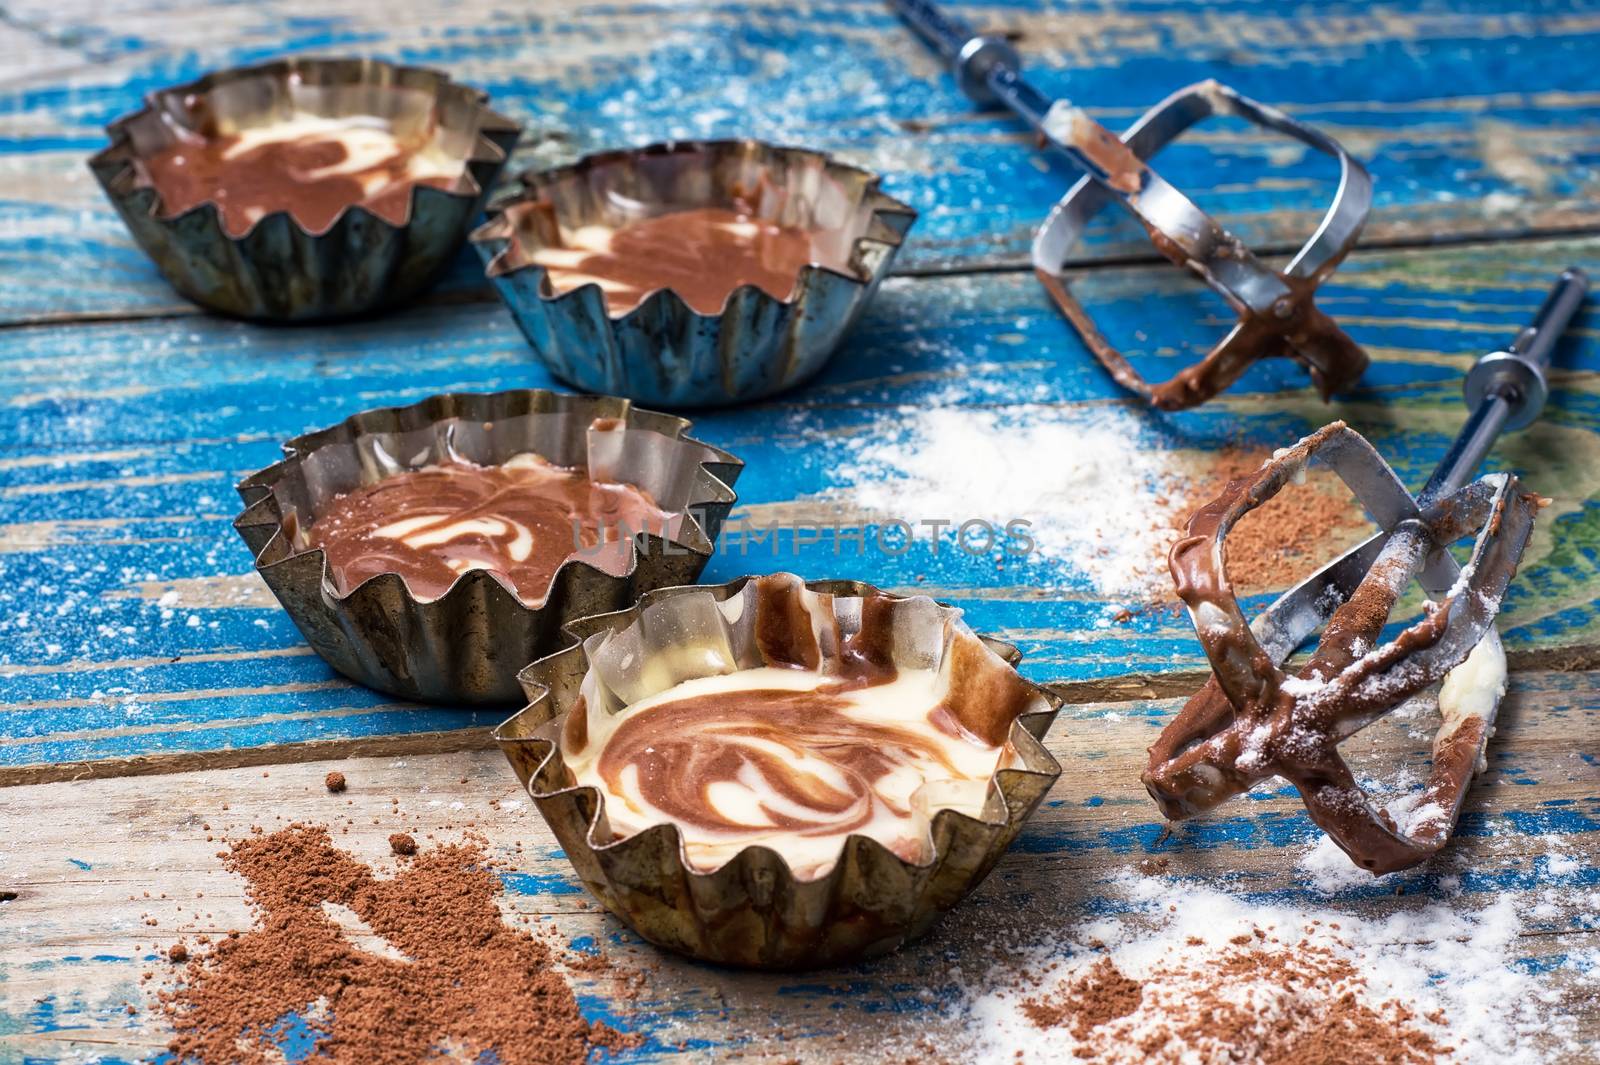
[1020,958,1142,1041]
[1019,930,1451,1064]
[167,943,188,964]
[157,824,638,1064]
[1174,447,1371,591]
[325,771,347,793]
[388,832,417,856]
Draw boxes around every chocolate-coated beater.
[889,0,1372,409]
[1146,269,1586,874]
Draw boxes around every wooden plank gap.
[0,726,496,788]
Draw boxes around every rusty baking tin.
[493,573,1062,969]
[471,140,916,407]
[233,389,742,705]
[89,57,520,321]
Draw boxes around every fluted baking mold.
[494,573,1062,968]
[471,140,916,407]
[90,57,520,321]
[233,389,742,704]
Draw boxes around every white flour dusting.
[822,402,1185,598]
[969,872,1598,1064]
[1298,831,1380,892]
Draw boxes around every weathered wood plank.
[2,668,1594,1062]
[3,0,1600,321]
[2,234,1598,778]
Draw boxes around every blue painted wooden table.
[0,2,1597,1062]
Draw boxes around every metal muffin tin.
[89,57,520,321]
[232,389,742,705]
[493,572,1063,969]
[471,140,917,407]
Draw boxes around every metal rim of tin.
[470,139,918,408]
[493,573,1063,969]
[232,388,744,705]
[88,56,522,322]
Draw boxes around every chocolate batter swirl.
[568,665,1011,878]
[141,112,462,236]
[530,207,856,316]
[304,452,674,606]
[601,688,971,831]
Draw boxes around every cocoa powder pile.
[1174,447,1371,592]
[1016,931,1451,1064]
[1019,957,1142,1039]
[158,824,636,1064]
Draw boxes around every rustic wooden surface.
[3,0,1600,777]
[3,671,1596,1063]
[1,0,1598,1060]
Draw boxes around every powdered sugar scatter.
[822,402,1184,598]
[1544,851,1580,877]
[970,872,1598,1064]
[1298,831,1380,892]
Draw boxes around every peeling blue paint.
[498,871,586,897]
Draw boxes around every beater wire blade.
[1144,271,1586,874]
[889,0,1374,409]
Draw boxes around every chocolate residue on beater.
[157,824,636,1065]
